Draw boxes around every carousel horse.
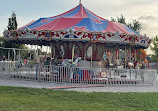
[62,57,82,67]
[127,62,134,68]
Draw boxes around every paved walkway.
[0,76,158,92]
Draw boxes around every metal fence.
[0,61,12,78]
[0,62,157,85]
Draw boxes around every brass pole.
[91,44,93,70]
[125,46,126,68]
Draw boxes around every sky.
[0,0,158,54]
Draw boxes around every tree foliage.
[0,36,27,59]
[150,36,158,61]
[2,12,48,60]
[7,12,18,31]
[0,36,48,60]
[111,15,142,33]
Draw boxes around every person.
[106,58,109,68]
[134,61,138,69]
[126,61,129,68]
[24,59,27,65]
[2,56,5,61]
[141,62,145,69]
[31,54,34,60]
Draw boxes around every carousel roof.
[4,3,151,49]
[18,3,139,35]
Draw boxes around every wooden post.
[135,49,137,61]
[129,47,131,62]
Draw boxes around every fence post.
[69,67,72,83]
[148,61,149,69]
[36,64,39,81]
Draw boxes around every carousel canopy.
[4,3,151,49]
[18,3,139,35]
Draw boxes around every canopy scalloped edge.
[3,29,151,49]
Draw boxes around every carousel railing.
[70,67,157,85]
[0,62,157,85]
[0,61,17,78]
[3,63,157,85]
[0,61,10,77]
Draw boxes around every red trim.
[47,85,104,89]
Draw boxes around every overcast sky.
[0,0,158,53]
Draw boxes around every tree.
[111,15,142,33]
[127,20,142,33]
[150,36,158,62]
[0,36,27,59]
[0,36,48,60]
[111,15,126,24]
[7,12,18,31]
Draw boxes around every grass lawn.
[0,86,158,111]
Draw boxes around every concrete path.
[0,76,158,92]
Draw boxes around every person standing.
[106,58,109,68]
[2,56,6,61]
[134,61,138,69]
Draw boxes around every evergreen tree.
[7,12,18,30]
[111,15,142,33]
[150,36,158,62]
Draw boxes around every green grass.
[0,86,158,111]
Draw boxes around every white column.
[53,44,55,59]
[72,44,75,63]
[8,49,10,61]
[36,45,38,58]
[125,46,127,68]
[50,43,52,66]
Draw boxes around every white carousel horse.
[128,62,134,68]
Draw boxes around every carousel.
[3,2,153,83]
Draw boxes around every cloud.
[141,22,158,37]
[138,15,158,37]
[16,16,29,28]
[138,15,156,21]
